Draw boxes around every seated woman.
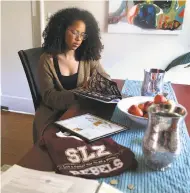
[33,8,110,142]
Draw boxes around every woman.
[33,8,110,143]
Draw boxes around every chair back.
[165,52,190,71]
[18,47,43,111]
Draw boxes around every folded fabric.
[40,129,138,179]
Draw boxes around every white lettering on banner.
[77,146,96,162]
[91,145,111,158]
[65,148,81,163]
[79,169,89,175]
[98,165,107,173]
[69,158,124,176]
[69,171,79,175]
[65,145,112,163]
[113,158,123,168]
[90,167,100,175]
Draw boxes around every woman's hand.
[82,77,90,89]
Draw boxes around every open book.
[72,71,122,103]
[1,165,122,193]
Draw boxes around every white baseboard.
[1,94,35,114]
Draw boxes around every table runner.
[99,80,190,193]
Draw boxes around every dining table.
[18,79,190,193]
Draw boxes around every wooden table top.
[18,80,190,171]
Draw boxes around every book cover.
[72,71,122,103]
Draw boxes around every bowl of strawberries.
[117,94,174,126]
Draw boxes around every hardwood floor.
[1,111,34,166]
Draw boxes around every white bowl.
[117,96,154,126]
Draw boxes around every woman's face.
[65,20,87,51]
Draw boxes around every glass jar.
[142,103,187,170]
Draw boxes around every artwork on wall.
[108,0,186,34]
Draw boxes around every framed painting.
[108,0,186,34]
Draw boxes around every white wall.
[1,1,35,113]
[1,1,190,114]
[45,1,190,83]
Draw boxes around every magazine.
[71,71,122,103]
[55,113,127,142]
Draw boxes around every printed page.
[1,165,99,193]
[96,182,123,193]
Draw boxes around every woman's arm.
[38,55,77,110]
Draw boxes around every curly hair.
[42,8,103,61]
